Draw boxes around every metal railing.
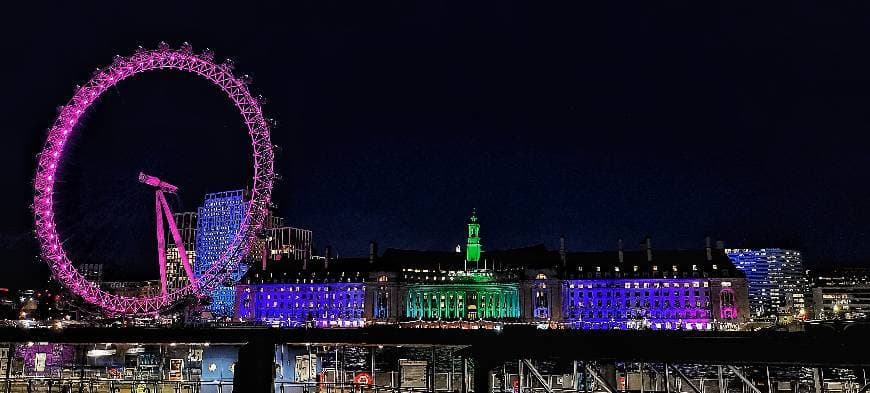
[274,382,428,393]
[0,378,227,393]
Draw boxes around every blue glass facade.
[196,190,248,317]
[726,248,808,319]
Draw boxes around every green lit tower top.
[466,209,482,264]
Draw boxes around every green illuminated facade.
[466,210,481,264]
[401,211,520,320]
[405,283,520,320]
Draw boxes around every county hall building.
[234,211,749,330]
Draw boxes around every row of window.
[566,290,708,298]
[569,271,723,279]
[569,300,710,308]
[251,286,363,292]
[566,310,711,320]
[255,311,364,319]
[255,301,363,309]
[568,281,707,289]
[257,294,362,301]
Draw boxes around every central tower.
[466,209,482,266]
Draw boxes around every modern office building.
[249,215,313,269]
[725,248,809,319]
[102,280,161,297]
[812,286,870,320]
[196,190,249,317]
[812,267,870,288]
[810,267,870,320]
[167,210,313,292]
[165,212,197,292]
[78,264,104,285]
[235,212,749,330]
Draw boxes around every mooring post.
[234,338,276,393]
[813,368,823,393]
[473,358,495,393]
[462,357,469,393]
[665,363,671,393]
[603,363,618,392]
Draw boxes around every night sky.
[3,2,870,288]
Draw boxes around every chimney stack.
[645,236,652,262]
[705,236,712,261]
[559,236,567,267]
[617,238,624,263]
[369,241,378,264]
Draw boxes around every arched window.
[377,275,389,282]
[719,288,738,320]
[535,273,547,280]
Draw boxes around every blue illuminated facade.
[562,279,713,330]
[235,282,366,327]
[196,190,248,317]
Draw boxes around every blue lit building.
[235,282,366,327]
[196,190,248,317]
[726,248,809,319]
[563,278,716,330]
[556,241,748,330]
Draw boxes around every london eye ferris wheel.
[32,42,275,315]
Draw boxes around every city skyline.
[3,3,870,392]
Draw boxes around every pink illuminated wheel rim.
[32,43,274,315]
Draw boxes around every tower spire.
[466,209,482,268]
